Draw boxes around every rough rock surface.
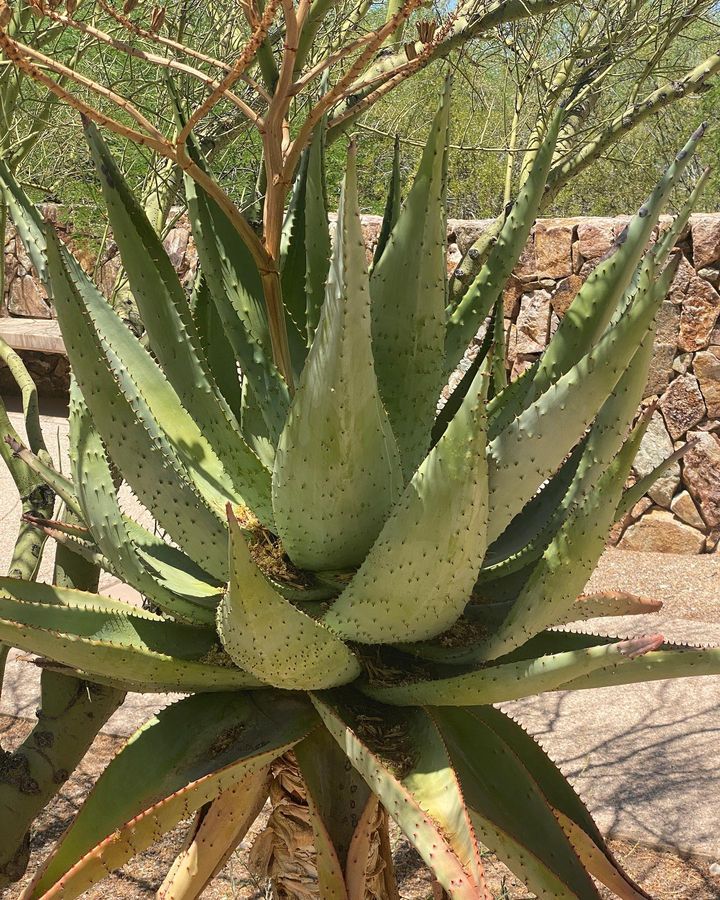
[682,431,720,528]
[659,374,706,439]
[671,491,706,530]
[618,510,705,554]
[693,347,720,417]
[678,277,720,352]
[632,413,680,508]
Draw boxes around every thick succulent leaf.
[479,440,584,576]
[401,590,663,665]
[280,123,332,354]
[444,107,562,373]
[180,128,290,445]
[559,645,720,691]
[520,125,704,411]
[191,271,243,422]
[364,635,664,706]
[478,402,650,660]
[323,363,488,644]
[122,518,224,604]
[272,145,403,571]
[0,578,257,693]
[69,383,215,625]
[431,300,498,448]
[0,161,270,546]
[485,254,663,546]
[561,591,663,623]
[370,84,449,479]
[438,706,650,899]
[25,691,316,899]
[85,122,267,504]
[481,259,659,581]
[0,170,232,575]
[8,438,82,519]
[48,235,236,573]
[311,691,489,899]
[157,769,271,900]
[295,728,368,898]
[432,706,600,898]
[485,360,539,438]
[616,437,693,521]
[217,506,360,689]
[371,133,402,271]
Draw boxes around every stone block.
[534,219,573,279]
[575,219,616,261]
[515,290,551,354]
[683,430,720,528]
[671,490,706,530]
[692,214,720,269]
[632,412,680,507]
[617,509,705,554]
[643,344,676,398]
[678,276,720,352]
[693,347,720,417]
[660,374,706,439]
[550,274,583,318]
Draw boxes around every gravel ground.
[587,549,720,623]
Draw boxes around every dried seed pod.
[416,18,438,42]
[404,40,417,60]
[122,0,138,12]
[149,4,165,30]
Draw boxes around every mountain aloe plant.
[0,62,719,899]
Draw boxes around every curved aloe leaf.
[294,727,369,899]
[69,383,215,625]
[559,645,720,691]
[371,133,401,271]
[370,82,449,479]
[281,123,331,357]
[433,706,601,898]
[364,635,664,706]
[486,252,664,546]
[178,119,290,445]
[191,271,242,420]
[311,692,489,899]
[24,691,317,899]
[437,706,650,899]
[445,107,563,373]
[84,122,267,503]
[481,254,657,576]
[0,579,257,692]
[519,124,704,413]
[272,144,403,571]
[562,591,663,623]
[217,506,360,689]
[157,769,271,900]
[323,362,488,644]
[478,402,651,660]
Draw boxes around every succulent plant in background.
[1,48,720,894]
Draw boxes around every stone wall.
[3,209,720,553]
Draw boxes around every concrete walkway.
[0,397,719,857]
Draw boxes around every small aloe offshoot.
[0,77,716,899]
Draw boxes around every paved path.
[0,397,719,856]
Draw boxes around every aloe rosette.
[0,90,717,899]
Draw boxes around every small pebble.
[709,862,720,876]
